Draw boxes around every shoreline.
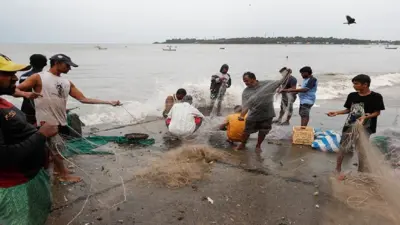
[48,115,397,225]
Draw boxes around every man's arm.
[163,95,174,118]
[283,77,316,93]
[282,87,309,93]
[359,94,385,121]
[219,118,229,130]
[190,106,205,118]
[327,93,352,117]
[226,75,232,88]
[14,74,41,99]
[0,128,46,165]
[17,74,39,91]
[69,81,120,106]
[240,92,250,119]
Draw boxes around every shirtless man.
[162,88,187,118]
[17,54,120,183]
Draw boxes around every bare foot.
[236,143,245,151]
[58,175,82,184]
[53,169,75,176]
[337,173,346,181]
[334,170,346,181]
[280,121,290,126]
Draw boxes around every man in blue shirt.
[19,54,47,125]
[281,66,317,126]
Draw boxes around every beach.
[1,44,400,224]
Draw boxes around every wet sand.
[46,103,399,225]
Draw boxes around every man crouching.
[166,95,204,138]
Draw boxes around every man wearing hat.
[0,53,58,225]
[17,53,120,183]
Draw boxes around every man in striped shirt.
[19,54,47,125]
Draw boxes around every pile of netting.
[136,144,235,188]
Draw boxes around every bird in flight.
[344,15,356,25]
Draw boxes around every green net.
[0,169,51,225]
[372,136,389,154]
[64,136,155,158]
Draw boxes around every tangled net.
[136,144,234,188]
[331,124,400,223]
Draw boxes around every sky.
[2,0,400,43]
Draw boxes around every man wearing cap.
[17,54,120,183]
[19,54,47,126]
[0,53,58,225]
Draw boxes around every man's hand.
[110,100,122,106]
[358,115,367,125]
[38,123,59,137]
[22,91,42,99]
[327,112,338,117]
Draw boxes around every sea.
[1,44,400,128]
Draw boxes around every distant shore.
[154,37,400,45]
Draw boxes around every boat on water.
[385,44,397,50]
[95,45,107,50]
[162,45,176,51]
[220,47,225,50]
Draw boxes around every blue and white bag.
[311,128,341,153]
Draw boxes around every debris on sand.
[136,145,235,188]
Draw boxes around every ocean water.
[1,44,400,126]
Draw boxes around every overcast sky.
[2,0,400,43]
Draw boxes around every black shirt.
[342,91,385,134]
[0,98,47,187]
[19,70,37,124]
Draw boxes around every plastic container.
[292,126,314,145]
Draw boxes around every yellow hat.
[0,53,31,72]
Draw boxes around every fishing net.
[135,144,235,188]
[0,169,51,225]
[331,124,400,223]
[371,128,400,169]
[63,136,155,158]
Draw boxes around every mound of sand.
[136,145,234,188]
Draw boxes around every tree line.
[154,37,400,45]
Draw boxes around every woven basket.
[292,126,314,145]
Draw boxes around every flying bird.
[344,15,356,25]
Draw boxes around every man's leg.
[336,132,353,180]
[50,134,81,183]
[299,104,312,126]
[274,99,287,123]
[282,98,295,125]
[236,120,255,150]
[256,118,272,151]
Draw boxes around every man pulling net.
[209,64,231,116]
[236,71,291,151]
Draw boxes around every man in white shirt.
[166,95,204,137]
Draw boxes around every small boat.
[219,47,225,50]
[162,46,176,51]
[95,45,107,50]
[385,44,397,50]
